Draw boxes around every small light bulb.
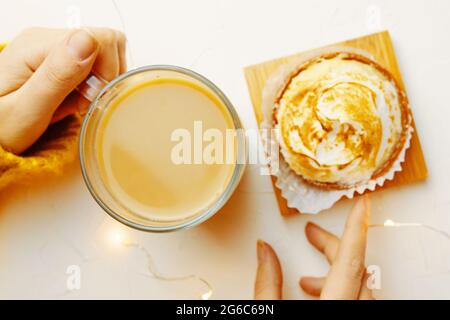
[384,219,395,227]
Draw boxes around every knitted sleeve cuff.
[0,115,81,190]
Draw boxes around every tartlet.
[273,52,412,190]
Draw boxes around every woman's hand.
[254,195,373,300]
[0,27,126,154]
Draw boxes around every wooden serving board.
[244,31,428,216]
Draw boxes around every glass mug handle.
[76,73,109,105]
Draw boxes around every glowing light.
[111,231,124,245]
[106,226,127,248]
[201,290,212,300]
[384,219,395,227]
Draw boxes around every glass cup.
[79,66,246,232]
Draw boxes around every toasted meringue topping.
[275,53,406,187]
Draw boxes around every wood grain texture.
[244,31,428,215]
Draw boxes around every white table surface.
[1,0,449,299]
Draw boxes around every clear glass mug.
[78,66,246,232]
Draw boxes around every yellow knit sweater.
[0,43,81,190]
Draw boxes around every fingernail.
[66,30,97,61]
[257,240,268,264]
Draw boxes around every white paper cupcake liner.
[260,47,413,214]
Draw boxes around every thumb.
[18,29,98,126]
[254,240,283,300]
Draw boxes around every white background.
[0,0,449,299]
